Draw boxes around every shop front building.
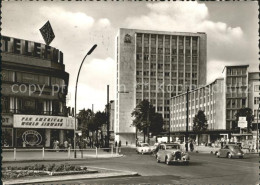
[1,35,74,148]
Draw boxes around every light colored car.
[156,143,190,165]
[216,144,244,159]
[136,143,152,154]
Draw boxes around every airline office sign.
[14,115,75,130]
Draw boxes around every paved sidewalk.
[2,149,123,162]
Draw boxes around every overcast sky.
[2,1,258,112]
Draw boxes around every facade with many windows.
[170,65,259,144]
[1,36,74,148]
[115,28,207,145]
[248,72,260,129]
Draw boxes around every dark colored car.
[216,144,244,159]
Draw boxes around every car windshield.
[229,145,240,150]
[166,145,180,149]
[142,144,149,147]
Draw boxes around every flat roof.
[222,65,250,73]
[170,78,224,99]
[119,28,206,36]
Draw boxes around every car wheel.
[214,151,218,155]
[156,156,160,163]
[165,156,170,165]
[227,153,232,159]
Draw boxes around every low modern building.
[170,65,257,144]
[115,28,207,145]
[248,72,260,125]
[1,35,74,148]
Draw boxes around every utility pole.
[257,106,259,153]
[185,87,189,152]
[106,85,110,148]
[147,109,149,144]
[168,97,171,143]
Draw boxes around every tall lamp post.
[74,44,97,158]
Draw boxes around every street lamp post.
[74,44,97,158]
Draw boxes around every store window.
[36,100,44,114]
[2,128,13,147]
[52,101,60,116]
[51,77,65,86]
[16,129,44,147]
[23,99,36,114]
[1,70,15,82]
[16,72,49,85]
[1,96,10,113]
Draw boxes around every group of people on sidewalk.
[185,141,195,152]
[52,140,71,152]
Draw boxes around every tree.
[235,107,254,133]
[91,111,107,147]
[77,109,94,137]
[131,100,163,142]
[150,113,164,136]
[193,110,208,144]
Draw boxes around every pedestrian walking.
[185,142,188,152]
[115,141,118,148]
[119,140,121,153]
[64,140,68,151]
[126,141,128,146]
[189,141,194,152]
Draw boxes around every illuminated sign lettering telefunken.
[1,36,63,64]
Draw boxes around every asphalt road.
[5,149,259,185]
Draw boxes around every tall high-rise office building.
[115,28,207,145]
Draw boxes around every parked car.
[156,143,190,165]
[136,143,152,154]
[216,144,244,159]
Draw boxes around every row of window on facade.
[136,62,198,70]
[1,96,66,116]
[135,83,198,93]
[136,70,198,78]
[226,88,248,98]
[136,47,198,55]
[136,54,198,62]
[226,68,247,76]
[137,66,198,73]
[226,77,248,86]
[2,70,65,87]
[226,98,247,109]
[136,34,198,48]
